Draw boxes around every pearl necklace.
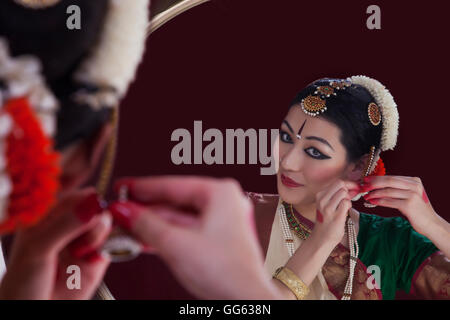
[342,215,359,300]
[278,202,359,300]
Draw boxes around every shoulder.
[358,212,426,240]
[358,212,438,262]
[245,192,280,221]
[245,192,279,257]
[246,192,279,207]
[359,212,420,242]
[357,212,439,297]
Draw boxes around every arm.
[272,233,337,299]
[363,176,450,259]
[422,215,450,259]
[111,176,282,300]
[271,180,361,299]
[0,189,112,300]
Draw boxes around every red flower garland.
[369,157,386,177]
[0,97,60,234]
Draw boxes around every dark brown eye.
[305,147,330,160]
[280,130,293,143]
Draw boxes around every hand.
[362,176,440,237]
[109,176,279,300]
[0,189,112,300]
[312,180,360,247]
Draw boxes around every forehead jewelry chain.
[362,146,377,208]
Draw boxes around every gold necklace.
[96,106,119,197]
[95,106,119,301]
[282,202,312,240]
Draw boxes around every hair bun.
[348,75,399,152]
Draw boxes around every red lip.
[281,174,303,188]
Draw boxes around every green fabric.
[357,213,439,300]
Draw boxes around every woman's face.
[277,105,353,206]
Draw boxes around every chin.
[277,176,308,205]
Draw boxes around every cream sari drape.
[263,199,337,300]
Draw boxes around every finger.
[26,190,106,253]
[202,180,252,227]
[318,180,357,208]
[327,188,350,214]
[147,204,201,228]
[386,176,422,184]
[364,187,412,201]
[365,197,405,210]
[114,176,219,210]
[336,199,352,221]
[68,212,113,260]
[362,176,421,194]
[108,201,188,249]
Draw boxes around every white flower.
[349,75,399,152]
[0,174,12,199]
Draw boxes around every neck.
[292,201,317,224]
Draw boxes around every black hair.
[0,0,111,150]
[289,78,382,163]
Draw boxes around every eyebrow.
[282,120,335,151]
[305,136,335,151]
[282,120,294,134]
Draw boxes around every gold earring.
[362,146,377,208]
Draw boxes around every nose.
[280,144,304,172]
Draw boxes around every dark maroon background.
[104,0,450,299]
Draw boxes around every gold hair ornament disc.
[368,102,382,126]
[301,95,327,117]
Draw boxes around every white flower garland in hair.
[348,75,399,152]
[74,0,149,105]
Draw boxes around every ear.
[59,123,115,195]
[344,153,371,183]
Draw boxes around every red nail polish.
[363,194,372,200]
[75,193,106,223]
[84,250,104,263]
[363,177,372,184]
[316,210,324,223]
[422,190,429,204]
[360,184,375,193]
[69,242,95,259]
[141,243,155,253]
[109,201,142,231]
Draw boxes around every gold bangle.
[273,267,310,300]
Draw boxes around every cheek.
[303,163,345,189]
[278,140,288,158]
